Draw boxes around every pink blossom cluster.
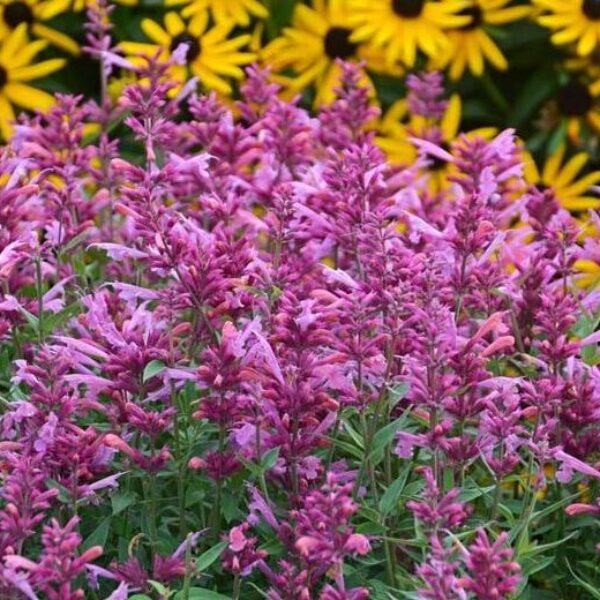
[0,49,600,599]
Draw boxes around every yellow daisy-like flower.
[554,78,600,142]
[120,12,255,96]
[523,143,600,212]
[0,23,65,139]
[431,0,530,80]
[165,0,268,28]
[377,94,495,162]
[348,0,470,68]
[535,0,600,57]
[262,0,384,106]
[0,0,78,55]
[378,94,497,194]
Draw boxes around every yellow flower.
[262,0,381,106]
[347,0,470,68]
[535,0,600,56]
[0,0,78,55]
[431,0,530,80]
[554,78,600,143]
[165,0,268,28]
[523,143,600,212]
[377,94,495,177]
[120,12,255,96]
[0,23,65,139]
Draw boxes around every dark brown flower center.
[557,80,593,116]
[457,5,483,30]
[0,66,6,89]
[3,1,34,28]
[169,33,201,63]
[392,0,425,18]
[324,27,357,59]
[583,0,600,20]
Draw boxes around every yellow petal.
[542,143,566,183]
[554,152,588,188]
[0,94,15,139]
[578,26,597,56]
[293,4,328,36]
[141,19,171,45]
[10,58,65,81]
[466,35,484,76]
[0,23,30,63]
[164,12,186,37]
[477,30,507,71]
[3,82,55,111]
[486,5,531,24]
[441,94,461,142]
[9,39,47,68]
[37,0,71,20]
[521,151,540,184]
[193,62,232,94]
[31,23,80,56]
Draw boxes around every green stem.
[325,411,342,472]
[172,384,187,536]
[358,412,379,504]
[210,423,226,535]
[232,573,242,600]
[491,476,502,524]
[182,532,193,600]
[148,440,158,553]
[383,533,397,588]
[480,73,510,113]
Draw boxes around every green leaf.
[17,306,39,330]
[261,446,280,470]
[82,517,110,552]
[149,580,170,597]
[388,382,409,408]
[521,554,555,578]
[518,531,578,559]
[547,119,567,155]
[379,463,411,515]
[195,540,228,572]
[143,359,166,383]
[61,230,91,254]
[370,414,409,463]
[531,491,581,522]
[457,485,495,503]
[342,419,364,449]
[129,596,153,600]
[44,478,70,504]
[173,588,230,600]
[507,67,557,128]
[112,491,137,515]
[239,456,265,478]
[566,560,600,599]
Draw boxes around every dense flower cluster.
[2,18,600,598]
